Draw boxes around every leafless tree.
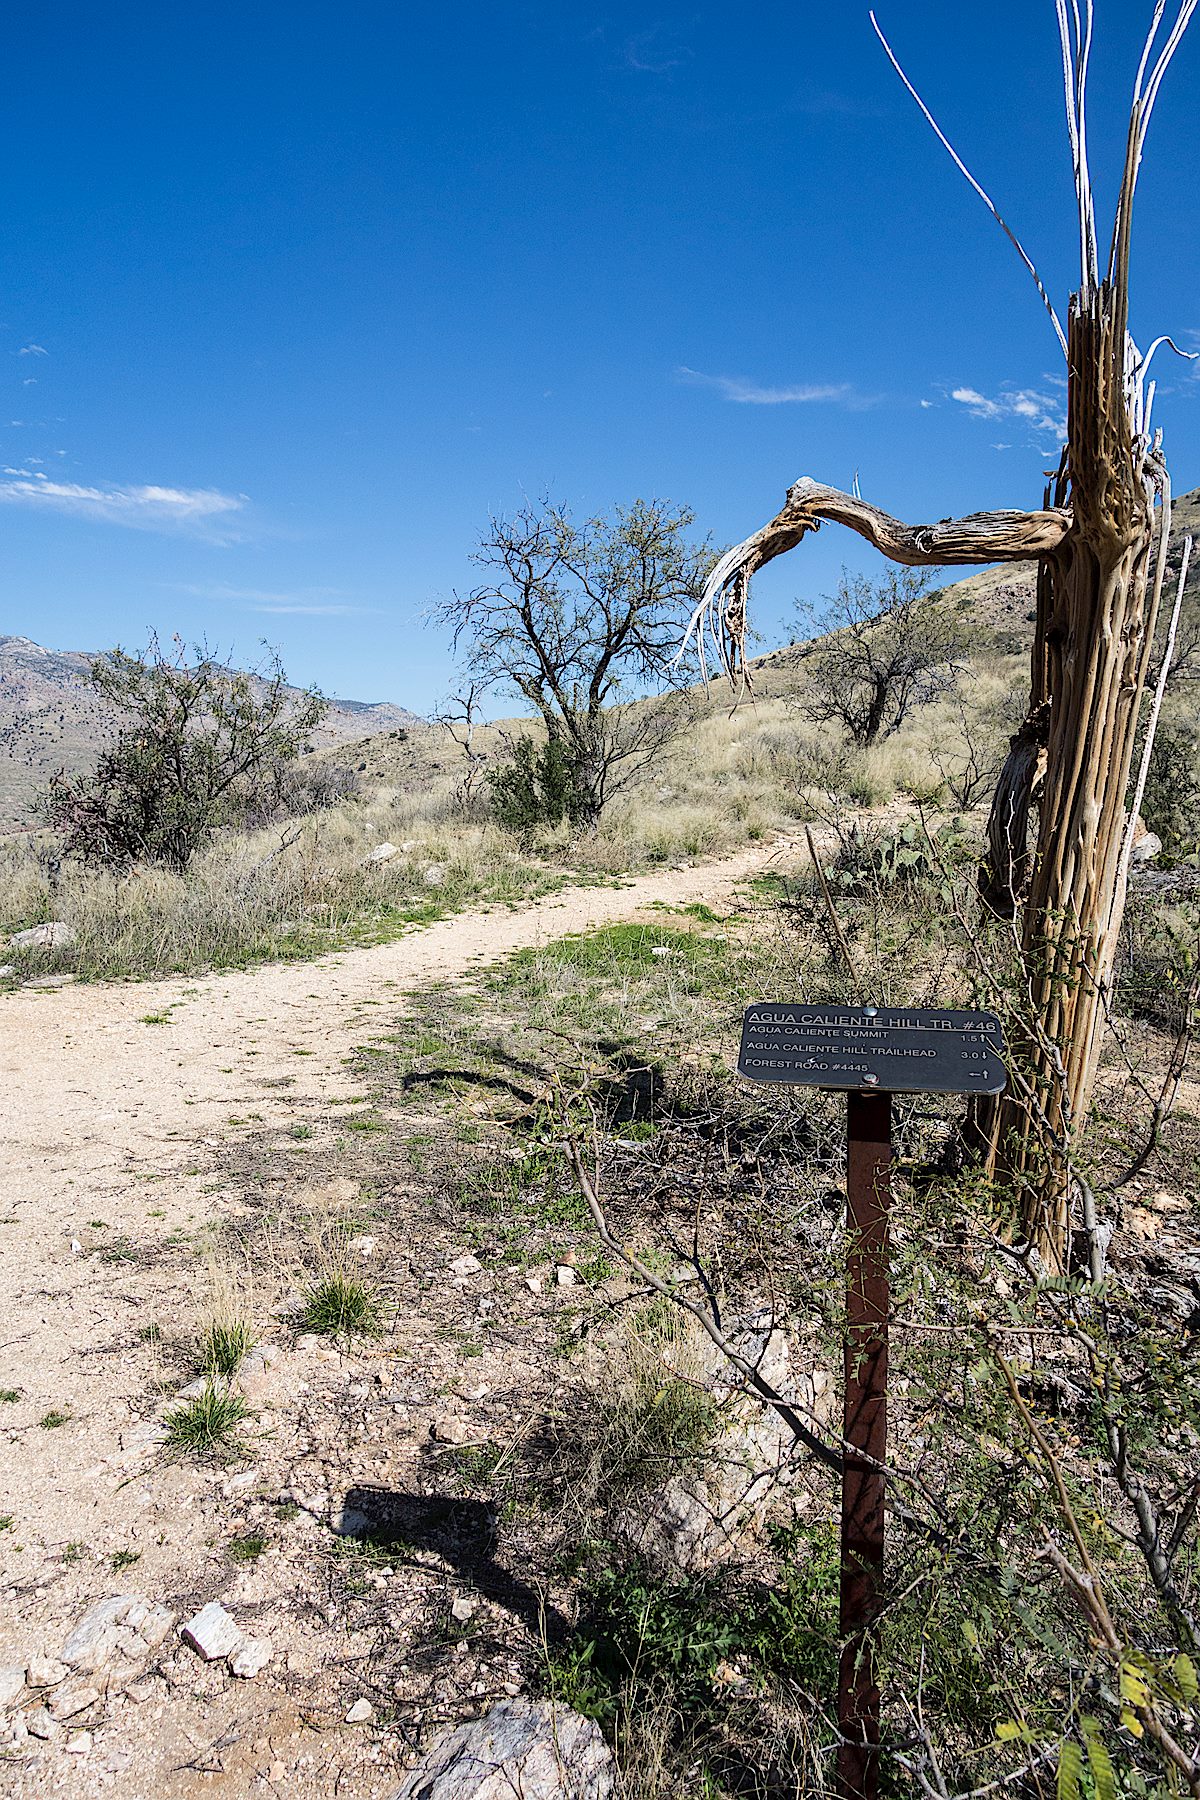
[436,679,491,817]
[437,497,713,828]
[679,5,1197,1267]
[929,694,1015,810]
[794,567,970,746]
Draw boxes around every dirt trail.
[2,845,775,1231]
[0,842,783,1794]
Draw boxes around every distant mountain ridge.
[0,636,425,831]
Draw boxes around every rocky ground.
[0,847,781,1797]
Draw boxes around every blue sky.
[1,2,1196,711]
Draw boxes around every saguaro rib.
[683,477,1071,683]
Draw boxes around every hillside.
[0,636,425,830]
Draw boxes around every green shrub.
[200,1318,254,1380]
[489,734,584,832]
[1142,721,1200,857]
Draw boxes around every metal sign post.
[737,1003,1006,1800]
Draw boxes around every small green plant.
[163,1383,250,1458]
[0,1388,20,1403]
[100,1235,140,1265]
[136,1323,163,1345]
[228,1533,268,1562]
[445,1442,504,1490]
[61,1541,87,1565]
[0,1516,14,1533]
[110,1549,141,1572]
[140,1012,172,1025]
[343,1111,387,1133]
[289,1123,314,1140]
[39,1410,71,1430]
[200,1318,254,1380]
[298,1272,381,1338]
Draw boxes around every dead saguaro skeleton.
[685,5,1197,1268]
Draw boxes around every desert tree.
[928,692,1017,810]
[682,6,1197,1266]
[437,497,713,829]
[435,678,491,817]
[794,565,971,746]
[41,637,327,870]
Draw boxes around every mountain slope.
[0,637,425,831]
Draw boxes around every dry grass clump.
[559,1299,721,1518]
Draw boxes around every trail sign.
[739,1002,1006,1096]
[736,999,1007,1800]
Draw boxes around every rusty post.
[837,1087,892,1800]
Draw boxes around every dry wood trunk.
[989,294,1161,1266]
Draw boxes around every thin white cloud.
[951,384,1066,439]
[0,474,245,534]
[18,343,47,357]
[624,27,689,72]
[172,580,375,617]
[250,602,371,616]
[678,366,852,406]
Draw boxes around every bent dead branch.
[682,477,1071,685]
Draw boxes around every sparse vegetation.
[228,1533,269,1562]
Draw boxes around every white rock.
[0,965,15,979]
[0,1665,25,1708]
[649,945,671,957]
[450,1253,482,1277]
[367,843,399,865]
[524,1276,542,1295]
[179,1602,243,1662]
[332,1505,370,1537]
[26,1655,69,1687]
[137,1604,175,1650]
[65,1730,94,1754]
[1131,831,1163,864]
[10,920,76,951]
[229,1638,273,1679]
[450,1595,476,1624]
[389,1697,613,1798]
[554,1265,577,1287]
[345,1697,375,1724]
[431,1416,474,1445]
[617,1311,833,1573]
[26,1707,60,1740]
[423,863,447,887]
[61,1594,170,1678]
[49,1680,99,1720]
[349,1235,377,1256]
[400,840,421,853]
